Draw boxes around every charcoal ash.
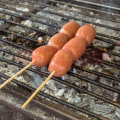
[9,26,26,33]
[16,6,29,12]
[102,53,113,62]
[115,108,120,119]
[21,20,32,28]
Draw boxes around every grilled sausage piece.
[75,24,96,46]
[60,21,80,39]
[62,37,86,60]
[47,33,69,50]
[32,45,57,67]
[49,49,74,77]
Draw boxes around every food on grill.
[63,36,86,60]
[75,24,96,46]
[60,21,80,39]
[49,24,96,77]
[49,49,74,77]
[32,21,80,67]
[32,45,57,67]
[47,33,69,50]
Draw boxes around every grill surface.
[0,0,120,120]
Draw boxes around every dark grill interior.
[0,0,120,120]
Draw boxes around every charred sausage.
[47,33,69,50]
[49,49,74,77]
[32,45,57,67]
[60,21,80,39]
[75,24,96,46]
[62,36,86,60]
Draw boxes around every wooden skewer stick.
[22,70,55,109]
[0,60,35,89]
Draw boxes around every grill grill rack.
[0,0,120,120]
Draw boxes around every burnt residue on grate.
[0,0,120,120]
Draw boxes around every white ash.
[0,8,4,11]
[55,88,66,97]
[35,11,62,23]
[115,108,120,119]
[113,46,120,54]
[112,46,120,61]
[0,20,5,26]
[87,74,98,81]
[102,53,113,62]
[9,26,26,33]
[32,22,48,31]
[28,72,44,89]
[99,77,113,86]
[93,39,111,48]
[21,20,32,27]
[5,9,23,16]
[16,6,29,12]
[90,103,113,115]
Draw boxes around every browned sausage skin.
[49,49,74,77]
[75,24,96,46]
[49,24,96,77]
[47,33,69,50]
[32,21,80,67]
[60,21,80,39]
[49,37,86,77]
[32,45,57,67]
[62,36,86,60]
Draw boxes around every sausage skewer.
[49,24,96,77]
[0,21,80,90]
[21,24,96,108]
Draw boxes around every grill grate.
[0,0,120,120]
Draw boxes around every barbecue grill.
[0,0,120,120]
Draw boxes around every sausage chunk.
[63,37,86,60]
[60,21,80,39]
[76,24,96,46]
[47,33,69,50]
[49,49,74,77]
[32,45,57,67]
